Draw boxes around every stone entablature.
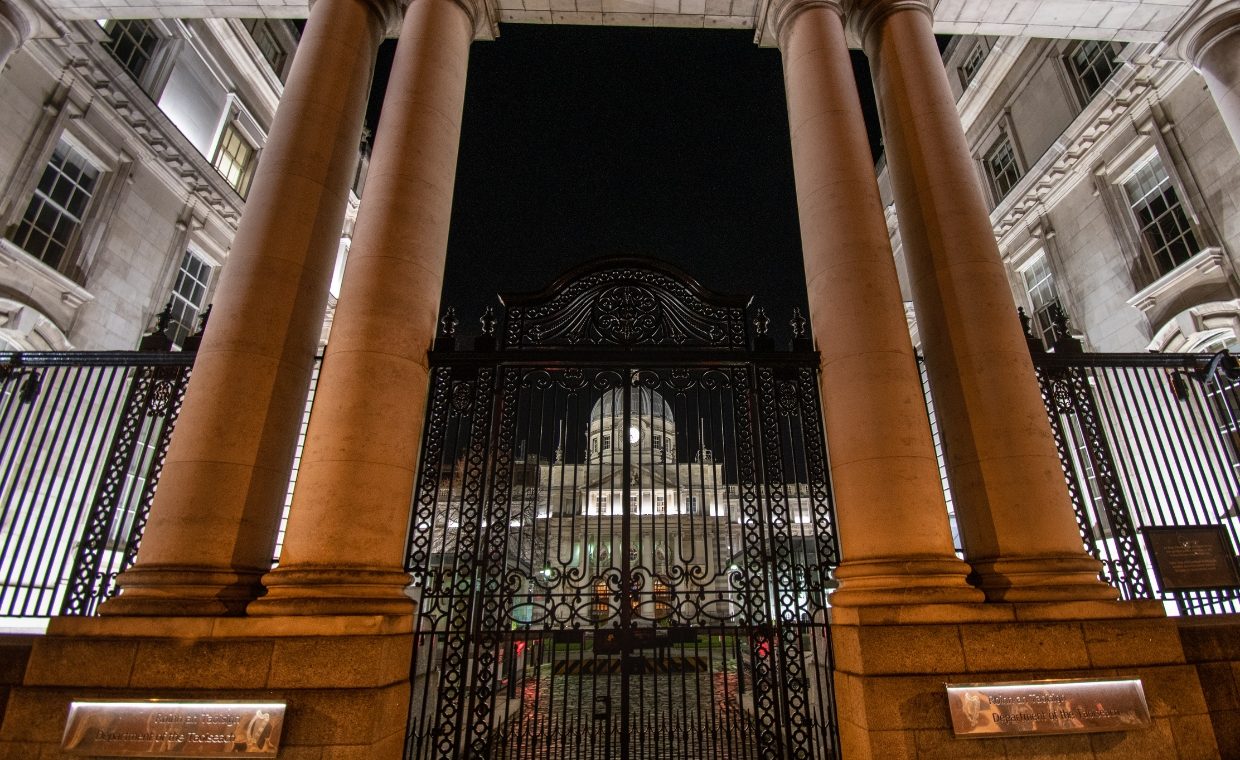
[21,0,1208,45]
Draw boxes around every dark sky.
[366,23,883,343]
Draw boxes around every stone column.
[1184,9,1240,154]
[103,0,394,616]
[250,0,477,615]
[773,0,979,606]
[852,0,1115,601]
[0,1,31,71]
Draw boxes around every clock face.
[629,426,640,444]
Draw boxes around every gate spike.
[789,307,807,339]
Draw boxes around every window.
[983,134,1022,200]
[167,251,211,347]
[1123,156,1201,280]
[601,433,611,451]
[1020,253,1062,349]
[242,19,289,79]
[959,42,989,88]
[1067,40,1121,103]
[652,579,672,620]
[212,122,258,198]
[655,494,666,514]
[102,19,160,81]
[592,581,609,622]
[9,140,101,272]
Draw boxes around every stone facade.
[881,33,1240,354]
[0,9,358,351]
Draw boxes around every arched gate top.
[498,256,754,350]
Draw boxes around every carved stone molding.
[1165,0,1240,63]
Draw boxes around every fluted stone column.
[852,0,1115,602]
[0,1,31,71]
[250,0,476,616]
[1184,8,1240,154]
[104,0,393,616]
[773,0,979,606]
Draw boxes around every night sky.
[366,23,884,343]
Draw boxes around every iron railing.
[0,324,1237,624]
[0,337,319,619]
[1032,348,1240,615]
[0,351,192,617]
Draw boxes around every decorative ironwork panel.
[501,259,750,350]
[405,259,839,760]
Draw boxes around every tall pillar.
[0,1,31,71]
[852,0,1115,601]
[1184,9,1240,154]
[774,0,979,606]
[103,0,394,616]
[250,0,477,615]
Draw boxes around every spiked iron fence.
[0,342,1237,621]
[0,351,193,617]
[1032,348,1240,615]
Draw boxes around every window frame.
[101,19,162,83]
[97,18,180,95]
[8,139,103,276]
[1017,251,1063,350]
[240,18,298,83]
[1117,152,1206,287]
[166,248,214,348]
[1064,39,1124,106]
[211,119,259,199]
[982,130,1023,202]
[957,40,991,89]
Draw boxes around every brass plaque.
[1143,526,1240,591]
[62,701,285,757]
[945,679,1150,738]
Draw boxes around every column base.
[101,566,265,616]
[830,556,985,606]
[248,566,415,616]
[969,555,1120,602]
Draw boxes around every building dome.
[589,387,674,424]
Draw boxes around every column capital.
[843,0,931,56]
[321,0,492,38]
[1177,4,1240,67]
[0,0,40,46]
[311,0,405,35]
[767,0,843,50]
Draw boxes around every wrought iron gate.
[403,259,840,759]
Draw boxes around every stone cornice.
[844,0,930,57]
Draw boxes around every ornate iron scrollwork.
[404,258,839,760]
